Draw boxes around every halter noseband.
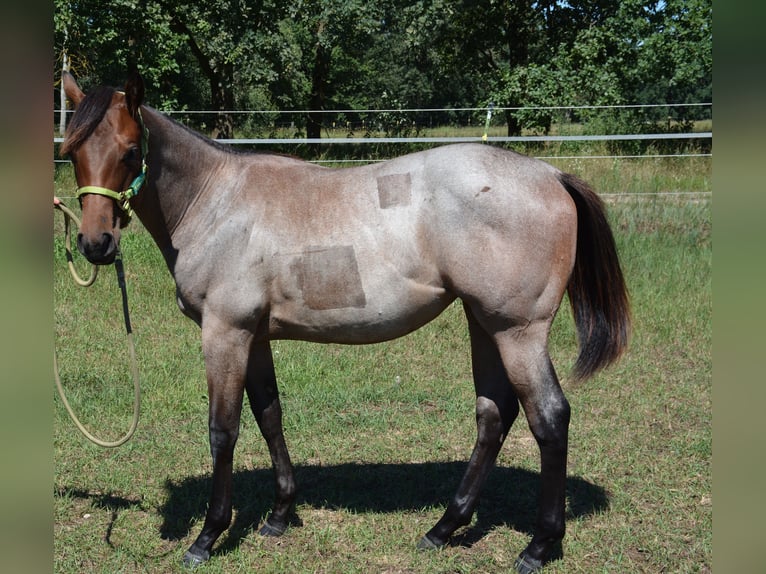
[76,108,149,228]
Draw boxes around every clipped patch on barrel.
[377,172,412,209]
[298,245,367,310]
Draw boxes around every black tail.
[559,172,631,381]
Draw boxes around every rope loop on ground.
[54,200,141,448]
[55,201,98,286]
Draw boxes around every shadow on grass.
[155,462,608,557]
[54,487,146,549]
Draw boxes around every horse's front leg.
[244,341,297,536]
[183,319,249,567]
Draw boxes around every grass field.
[54,149,711,573]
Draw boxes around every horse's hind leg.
[244,341,297,537]
[419,305,520,549]
[493,325,571,574]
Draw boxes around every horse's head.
[61,72,146,264]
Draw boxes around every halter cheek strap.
[76,109,149,228]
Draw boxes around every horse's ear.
[62,71,85,107]
[124,72,145,119]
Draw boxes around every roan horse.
[60,72,629,573]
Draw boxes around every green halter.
[76,109,149,228]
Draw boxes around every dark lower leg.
[517,362,570,571]
[421,307,519,547]
[184,425,239,564]
[514,441,568,572]
[254,397,296,535]
[245,342,296,536]
[421,396,512,546]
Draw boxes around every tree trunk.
[210,63,235,140]
[503,3,529,137]
[59,31,69,134]
[60,53,69,134]
[168,13,235,140]
[307,20,330,156]
[505,109,521,138]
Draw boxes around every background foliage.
[54,0,712,139]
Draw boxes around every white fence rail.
[53,131,712,167]
[54,132,712,146]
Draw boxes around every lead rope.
[54,201,141,448]
[57,201,98,286]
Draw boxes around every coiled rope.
[54,200,141,447]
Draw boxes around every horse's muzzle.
[77,232,118,264]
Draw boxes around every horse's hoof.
[514,553,543,574]
[416,534,443,550]
[182,549,210,568]
[259,518,287,537]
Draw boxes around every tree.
[556,0,711,132]
[54,0,289,138]
[55,0,711,143]
[158,0,287,138]
[278,0,383,145]
[637,0,712,116]
[54,0,187,109]
[403,0,559,136]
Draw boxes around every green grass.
[54,154,711,573]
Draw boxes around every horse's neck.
[139,108,229,266]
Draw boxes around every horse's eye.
[123,147,140,163]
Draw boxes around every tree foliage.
[54,0,712,140]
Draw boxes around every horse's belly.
[267,282,455,344]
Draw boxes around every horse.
[59,72,630,573]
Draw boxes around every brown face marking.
[376,173,412,209]
[480,186,491,193]
[297,245,367,310]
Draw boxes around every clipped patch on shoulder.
[297,245,367,310]
[377,172,412,209]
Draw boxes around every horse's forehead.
[75,94,138,169]
[97,93,138,140]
